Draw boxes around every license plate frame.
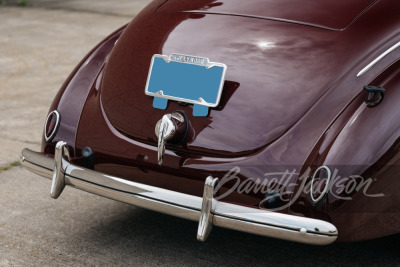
[145,53,227,116]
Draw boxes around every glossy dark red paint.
[160,0,377,30]
[42,25,126,155]
[43,0,400,242]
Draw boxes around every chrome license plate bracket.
[145,53,227,117]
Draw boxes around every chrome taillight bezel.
[44,110,61,143]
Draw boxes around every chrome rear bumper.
[21,141,338,245]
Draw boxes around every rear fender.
[42,25,127,156]
[291,59,400,241]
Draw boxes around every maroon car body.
[23,0,400,244]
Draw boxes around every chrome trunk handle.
[155,111,186,166]
[156,114,176,166]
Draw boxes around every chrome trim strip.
[21,145,338,245]
[357,41,400,77]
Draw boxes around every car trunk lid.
[158,0,377,31]
[100,4,368,157]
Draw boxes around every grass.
[17,0,28,6]
[0,161,21,172]
[0,0,29,6]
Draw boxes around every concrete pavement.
[0,3,135,167]
[0,1,399,266]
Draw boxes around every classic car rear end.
[22,0,400,244]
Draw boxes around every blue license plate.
[145,54,227,117]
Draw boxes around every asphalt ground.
[0,1,399,266]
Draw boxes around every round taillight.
[44,110,60,143]
[310,166,332,206]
